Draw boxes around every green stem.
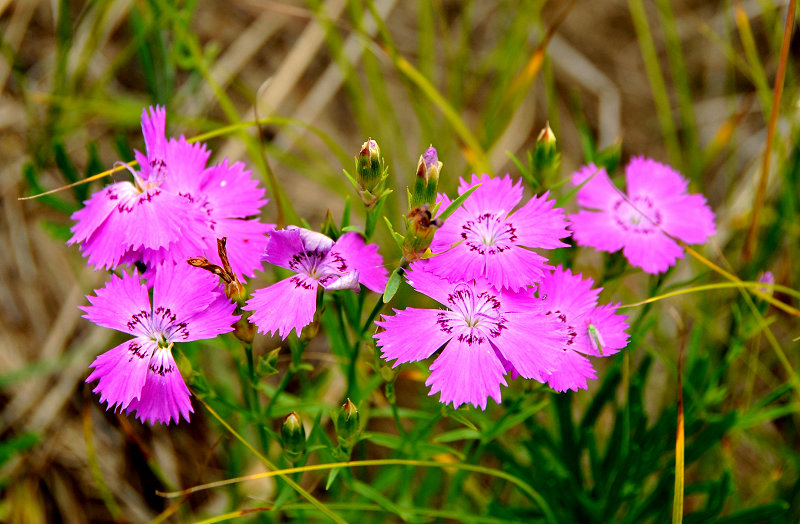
[242,342,269,454]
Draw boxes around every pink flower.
[82,263,238,424]
[374,265,568,409]
[534,266,629,392]
[569,157,716,274]
[423,174,570,291]
[244,228,388,339]
[69,106,271,279]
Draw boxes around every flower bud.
[281,412,306,463]
[402,205,441,262]
[537,122,556,147]
[233,317,255,344]
[410,146,441,207]
[225,280,247,303]
[532,123,558,174]
[355,139,386,207]
[336,398,360,444]
[757,271,775,296]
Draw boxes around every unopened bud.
[533,122,558,171]
[233,317,255,344]
[281,412,306,462]
[225,280,246,303]
[537,122,556,147]
[757,271,775,296]
[337,398,360,443]
[402,205,441,262]
[356,139,385,207]
[410,146,441,207]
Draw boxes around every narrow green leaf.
[383,217,405,249]
[383,267,403,303]
[437,183,480,221]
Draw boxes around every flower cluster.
[71,107,715,420]
[72,106,271,424]
[375,174,629,409]
[69,106,271,280]
[72,107,392,423]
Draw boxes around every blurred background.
[1,0,799,522]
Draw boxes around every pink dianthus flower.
[569,157,715,274]
[244,227,388,339]
[374,265,568,409]
[83,263,238,424]
[423,174,570,291]
[69,106,271,279]
[534,266,629,392]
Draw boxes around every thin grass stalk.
[672,336,685,524]
[627,0,682,169]
[619,281,800,309]
[364,0,491,174]
[654,0,700,179]
[743,0,796,260]
[158,457,557,524]
[733,2,774,122]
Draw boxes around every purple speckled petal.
[86,337,155,412]
[509,191,571,249]
[125,347,193,425]
[374,307,451,365]
[80,270,149,336]
[244,275,319,339]
[492,307,567,382]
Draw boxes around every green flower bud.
[533,123,558,170]
[410,146,441,207]
[356,139,384,206]
[537,122,556,147]
[336,398,360,444]
[402,205,441,262]
[281,412,306,463]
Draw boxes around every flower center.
[127,306,190,343]
[460,213,517,255]
[288,249,347,282]
[436,284,507,345]
[613,196,662,234]
[131,158,168,193]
